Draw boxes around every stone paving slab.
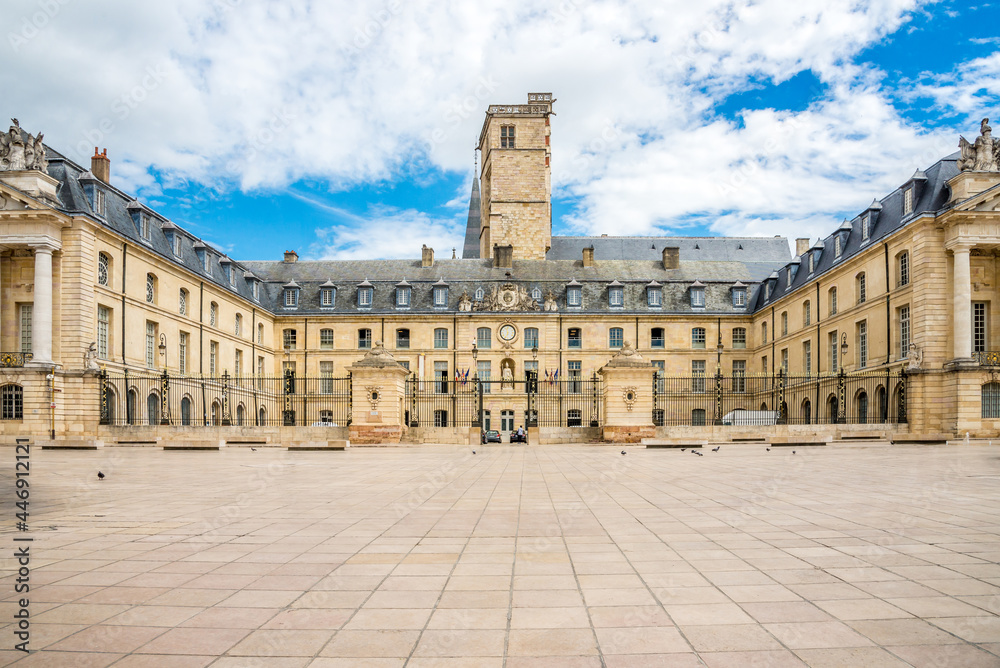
[1,444,1000,666]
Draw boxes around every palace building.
[1,97,999,445]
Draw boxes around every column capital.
[30,242,58,254]
[0,234,61,252]
[944,240,973,253]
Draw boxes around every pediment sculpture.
[457,291,473,312]
[959,118,1000,173]
[473,283,540,312]
[0,119,47,172]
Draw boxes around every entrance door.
[500,409,515,435]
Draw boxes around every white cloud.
[1,0,996,258]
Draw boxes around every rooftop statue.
[0,119,48,172]
[958,118,1000,173]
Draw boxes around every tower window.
[500,125,515,148]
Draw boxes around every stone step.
[288,440,349,451]
[41,439,104,449]
[162,440,224,450]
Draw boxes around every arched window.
[180,396,192,426]
[179,288,188,316]
[211,401,220,426]
[897,251,910,287]
[828,395,838,422]
[0,384,23,420]
[762,322,767,344]
[803,301,811,326]
[475,287,484,301]
[856,390,868,424]
[781,312,788,336]
[856,273,867,304]
[983,383,1000,419]
[146,273,156,303]
[236,404,245,426]
[210,302,218,327]
[97,252,110,287]
[531,287,542,303]
[609,327,624,348]
[127,388,137,425]
[801,399,811,425]
[258,406,266,426]
[257,323,264,344]
[235,313,242,336]
[876,386,888,423]
[828,287,838,315]
[320,328,334,349]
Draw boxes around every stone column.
[598,342,657,443]
[30,244,55,365]
[952,244,973,362]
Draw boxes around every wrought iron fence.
[405,373,604,428]
[974,351,1000,366]
[100,370,351,427]
[652,369,907,426]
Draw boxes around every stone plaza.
[3,442,1000,667]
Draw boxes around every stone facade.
[2,108,1000,444]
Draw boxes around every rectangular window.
[358,329,372,349]
[478,361,491,393]
[609,327,624,348]
[830,288,838,315]
[179,332,188,375]
[692,328,706,349]
[653,360,665,393]
[320,329,334,349]
[974,302,987,353]
[691,360,705,393]
[691,287,705,308]
[477,327,491,349]
[396,329,410,349]
[203,252,211,273]
[252,282,259,301]
[210,341,218,376]
[858,274,867,304]
[19,304,32,354]
[524,327,539,349]
[762,356,767,374]
[609,287,623,308]
[358,287,373,307]
[235,349,243,377]
[434,361,448,394]
[433,286,448,307]
[732,328,746,349]
[567,286,582,307]
[141,214,151,240]
[97,306,110,359]
[829,331,838,373]
[396,287,410,307]
[804,302,811,326]
[567,328,581,348]
[732,360,746,393]
[284,289,296,307]
[781,312,788,336]
[647,287,661,307]
[320,361,334,394]
[903,187,914,214]
[651,328,665,348]
[781,348,788,372]
[858,320,868,369]
[94,189,105,216]
[898,305,910,358]
[146,322,156,369]
[524,360,538,377]
[172,234,181,256]
[733,288,746,308]
[500,125,515,148]
[568,360,582,394]
[803,340,811,377]
[283,329,297,350]
[321,288,334,307]
[862,215,870,241]
[898,252,909,287]
[258,356,264,377]
[434,328,449,349]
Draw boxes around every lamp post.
[158,334,170,425]
[838,333,848,423]
[840,333,849,371]
[158,333,167,368]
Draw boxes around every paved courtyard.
[2,443,1000,667]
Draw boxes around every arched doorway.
[801,398,811,425]
[127,388,137,425]
[180,396,192,425]
[147,392,159,425]
[856,390,868,424]
[827,394,838,423]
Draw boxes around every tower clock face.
[499,324,516,342]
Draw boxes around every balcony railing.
[975,351,1000,366]
[0,352,31,368]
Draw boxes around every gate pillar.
[346,341,409,444]
[598,341,656,443]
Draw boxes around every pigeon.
[97,471,105,480]
[621,450,627,455]
[251,447,257,452]
[695,451,704,456]
[792,450,796,455]
[472,450,476,454]
[766,447,771,452]
[712,446,720,452]
[681,448,686,452]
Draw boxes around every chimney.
[493,244,513,269]
[421,244,434,268]
[662,246,679,270]
[582,246,595,267]
[795,238,810,257]
[283,250,298,263]
[91,147,110,183]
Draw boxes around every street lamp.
[158,333,167,366]
[840,333,849,369]
[471,343,478,361]
[531,346,538,360]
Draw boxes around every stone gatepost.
[346,341,410,444]
[599,341,657,443]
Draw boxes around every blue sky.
[3,0,999,260]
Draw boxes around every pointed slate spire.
[462,176,482,259]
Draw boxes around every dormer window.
[475,287,484,301]
[357,282,374,308]
[283,282,299,308]
[808,253,815,273]
[834,236,842,257]
[690,281,705,308]
[140,214,151,241]
[646,281,662,308]
[732,285,746,308]
[94,189,106,216]
[172,233,181,256]
[433,282,449,308]
[251,281,259,301]
[608,281,624,308]
[320,284,335,307]
[566,280,582,308]
[531,287,542,305]
[862,215,870,242]
[395,282,411,308]
[903,187,914,215]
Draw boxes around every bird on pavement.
[792,450,796,454]
[621,450,627,455]
[251,447,257,452]
[472,450,476,454]
[97,471,105,480]
[681,448,686,452]
[712,446,720,452]
[766,447,771,452]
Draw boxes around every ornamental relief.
[473,283,540,312]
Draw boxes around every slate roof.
[462,177,481,259]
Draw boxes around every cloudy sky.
[2,0,998,261]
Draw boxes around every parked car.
[481,429,501,443]
[510,429,527,444]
